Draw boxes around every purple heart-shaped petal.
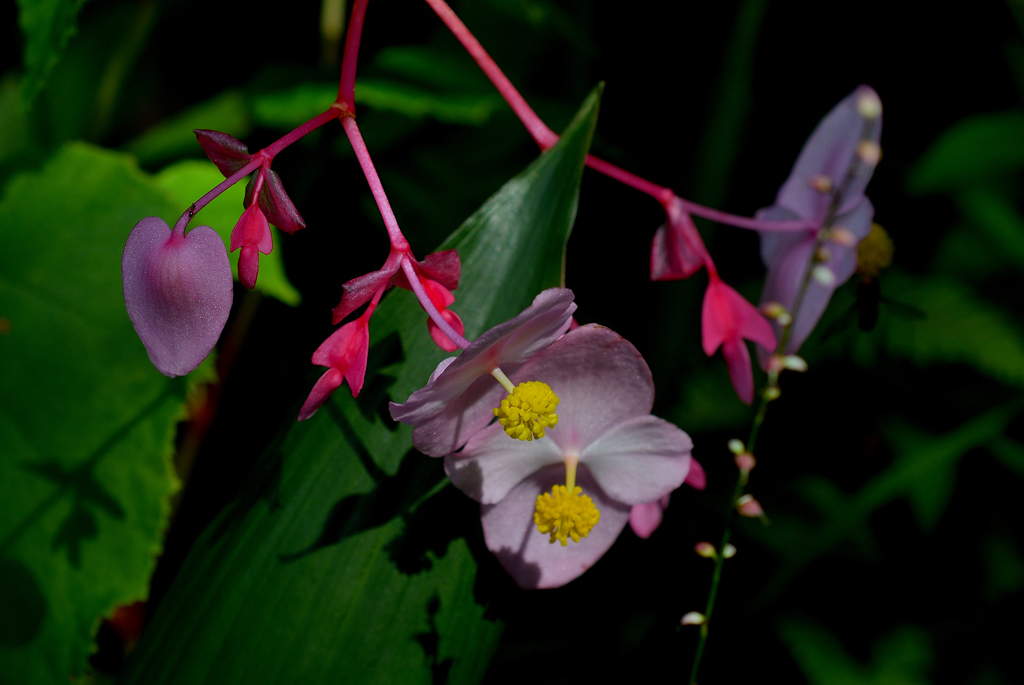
[122,216,233,377]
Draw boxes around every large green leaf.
[155,160,301,306]
[0,143,208,683]
[120,85,602,684]
[16,0,89,102]
[907,109,1024,194]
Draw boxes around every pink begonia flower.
[298,306,373,420]
[122,216,233,377]
[444,324,700,589]
[230,201,273,289]
[702,275,777,404]
[650,196,709,281]
[629,461,706,539]
[756,85,882,356]
[421,278,465,352]
[390,287,576,457]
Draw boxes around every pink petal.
[311,314,371,398]
[650,199,706,281]
[582,415,693,505]
[230,203,273,254]
[297,368,343,421]
[238,245,259,289]
[421,278,456,309]
[194,129,251,177]
[685,458,706,490]
[417,249,461,291]
[480,464,631,589]
[701,278,776,356]
[629,501,664,539]
[446,423,564,504]
[390,288,575,457]
[122,217,233,377]
[506,324,655,457]
[428,308,464,353]
[332,254,402,323]
[722,337,754,405]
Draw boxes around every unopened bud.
[829,227,857,246]
[736,494,764,518]
[763,386,781,401]
[722,544,737,559]
[734,452,756,473]
[766,354,785,374]
[857,140,882,166]
[694,541,717,559]
[857,90,882,119]
[815,246,832,263]
[782,355,807,372]
[727,439,745,455]
[761,302,791,327]
[809,174,833,193]
[681,612,706,626]
[812,265,836,286]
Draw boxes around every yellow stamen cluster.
[856,222,894,279]
[493,381,559,441]
[534,485,601,546]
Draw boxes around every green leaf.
[16,0,89,102]
[121,86,602,684]
[0,143,207,682]
[954,186,1024,273]
[155,160,301,306]
[907,109,1024,194]
[124,91,252,166]
[779,618,933,685]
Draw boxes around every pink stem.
[425,0,815,234]
[422,0,558,149]
[264,108,342,157]
[341,117,411,252]
[400,256,470,350]
[337,0,370,110]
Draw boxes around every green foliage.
[16,0,89,102]
[0,143,209,683]
[120,87,601,685]
[155,160,301,306]
[907,109,1024,194]
[779,618,933,685]
[954,187,1024,273]
[125,91,253,166]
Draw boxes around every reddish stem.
[337,0,370,110]
[400,256,470,350]
[424,0,814,234]
[341,117,411,251]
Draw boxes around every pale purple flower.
[122,216,233,377]
[389,287,576,457]
[444,324,700,589]
[757,85,882,355]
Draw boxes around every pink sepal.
[684,457,706,490]
[244,168,306,234]
[298,311,372,421]
[195,129,250,177]
[702,277,776,404]
[650,197,707,281]
[629,495,670,539]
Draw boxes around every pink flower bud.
[736,494,764,518]
[734,452,756,474]
[681,612,706,626]
[694,541,717,558]
[122,217,233,377]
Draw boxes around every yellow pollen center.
[534,485,601,546]
[856,222,894,279]
[493,381,559,441]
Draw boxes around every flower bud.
[809,174,833,193]
[681,612,706,626]
[727,439,745,455]
[856,90,882,119]
[811,265,836,286]
[722,544,737,559]
[763,386,781,401]
[736,494,764,518]
[857,140,882,166]
[694,541,717,559]
[734,452,756,474]
[829,227,857,246]
[122,217,233,377]
[781,355,808,372]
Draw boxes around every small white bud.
[782,355,808,372]
[722,544,737,559]
[728,439,745,455]
[857,90,882,119]
[812,265,836,286]
[764,386,781,401]
[681,612,706,626]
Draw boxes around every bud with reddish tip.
[681,612,706,626]
[736,494,764,518]
[122,216,233,377]
[694,541,717,558]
